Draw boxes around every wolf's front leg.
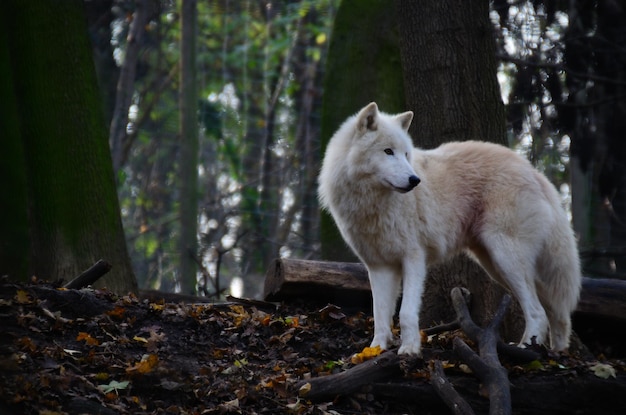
[367,266,401,351]
[398,257,427,356]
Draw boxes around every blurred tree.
[92,1,337,297]
[492,0,626,277]
[84,0,118,126]
[319,0,406,261]
[395,0,525,341]
[178,0,200,295]
[109,0,153,172]
[1,0,137,294]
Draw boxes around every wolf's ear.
[395,111,413,132]
[356,102,379,134]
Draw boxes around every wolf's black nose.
[408,175,420,189]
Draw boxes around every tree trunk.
[319,0,406,261]
[177,0,200,295]
[3,0,137,294]
[394,0,523,341]
[0,22,29,279]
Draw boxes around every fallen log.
[577,276,626,319]
[263,258,371,308]
[264,258,626,321]
[370,374,626,415]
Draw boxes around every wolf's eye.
[384,148,394,155]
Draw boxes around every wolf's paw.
[370,334,391,351]
[398,343,422,357]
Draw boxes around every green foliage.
[111,0,338,292]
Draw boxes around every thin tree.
[177,0,200,295]
[109,0,152,172]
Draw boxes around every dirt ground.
[1,279,625,414]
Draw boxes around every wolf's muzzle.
[408,175,421,190]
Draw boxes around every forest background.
[14,0,625,298]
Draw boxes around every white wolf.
[318,102,581,356]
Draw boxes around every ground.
[1,279,625,414]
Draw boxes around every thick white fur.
[318,102,582,356]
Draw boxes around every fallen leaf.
[99,380,130,394]
[76,332,99,346]
[15,290,32,304]
[133,336,148,343]
[126,354,159,374]
[351,346,382,364]
[298,382,311,397]
[591,363,616,379]
[106,306,126,319]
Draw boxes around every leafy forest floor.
[2,278,626,415]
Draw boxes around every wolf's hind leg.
[478,236,550,347]
[541,297,572,351]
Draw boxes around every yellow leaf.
[127,354,159,374]
[228,305,249,327]
[133,336,148,343]
[351,346,382,364]
[15,290,32,304]
[150,303,165,311]
[525,360,544,371]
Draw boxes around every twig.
[450,287,512,415]
[63,260,112,290]
[430,359,475,415]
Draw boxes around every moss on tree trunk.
[3,0,136,294]
[320,0,406,261]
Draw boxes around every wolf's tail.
[538,214,582,350]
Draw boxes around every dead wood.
[139,289,215,304]
[430,359,475,415]
[265,258,626,321]
[450,287,512,415]
[577,277,626,319]
[297,349,403,401]
[296,287,514,414]
[369,374,626,415]
[23,285,115,317]
[263,258,371,307]
[63,259,112,290]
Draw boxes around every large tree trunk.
[394,0,523,340]
[319,0,406,261]
[177,0,200,295]
[2,0,137,294]
[0,23,29,280]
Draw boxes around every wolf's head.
[346,102,420,193]
[318,102,420,214]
